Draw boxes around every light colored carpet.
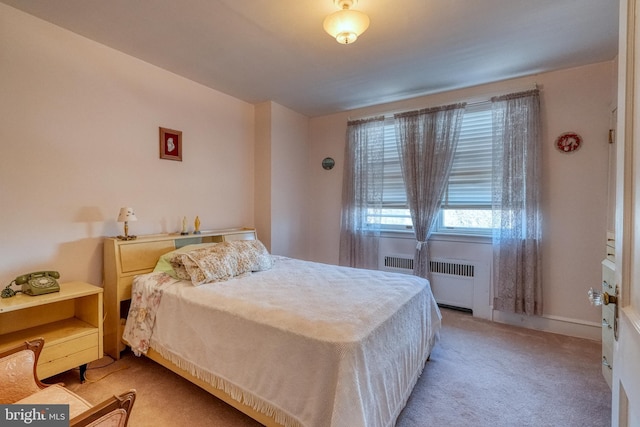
[50,308,611,426]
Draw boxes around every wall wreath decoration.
[555,132,582,153]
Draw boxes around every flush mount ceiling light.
[323,0,370,44]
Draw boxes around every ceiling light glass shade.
[323,9,370,44]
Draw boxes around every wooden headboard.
[102,227,256,360]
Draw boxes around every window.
[374,102,493,234]
[440,102,493,233]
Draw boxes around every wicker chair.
[0,338,136,427]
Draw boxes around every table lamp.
[117,207,137,240]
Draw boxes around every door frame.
[613,1,640,425]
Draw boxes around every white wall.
[308,61,615,337]
[0,4,255,286]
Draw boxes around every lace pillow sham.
[170,240,273,285]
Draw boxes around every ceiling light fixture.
[323,0,370,45]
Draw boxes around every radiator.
[382,255,475,311]
[383,254,414,273]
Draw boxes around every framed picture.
[159,127,182,161]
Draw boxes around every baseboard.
[491,309,602,341]
[437,303,473,314]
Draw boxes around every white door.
[613,1,640,425]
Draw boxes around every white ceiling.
[2,0,619,117]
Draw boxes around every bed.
[103,228,441,427]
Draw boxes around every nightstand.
[0,281,103,382]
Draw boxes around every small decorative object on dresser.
[180,216,188,235]
[159,127,182,161]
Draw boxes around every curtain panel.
[394,103,467,279]
[339,116,386,269]
[491,89,543,315]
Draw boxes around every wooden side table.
[0,281,103,382]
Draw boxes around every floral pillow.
[153,243,216,279]
[170,240,273,285]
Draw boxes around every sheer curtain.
[394,103,467,279]
[491,89,542,315]
[339,116,385,269]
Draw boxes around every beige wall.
[308,61,615,329]
[254,102,273,250]
[254,101,310,257]
[270,103,310,258]
[0,4,255,286]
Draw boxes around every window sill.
[430,232,491,244]
[380,229,491,244]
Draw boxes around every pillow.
[171,240,273,286]
[153,243,218,279]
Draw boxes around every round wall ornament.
[555,132,582,153]
[322,157,335,170]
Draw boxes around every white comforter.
[124,256,441,427]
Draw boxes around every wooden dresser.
[0,281,103,380]
[102,228,257,359]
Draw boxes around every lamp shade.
[117,207,137,222]
[323,8,370,44]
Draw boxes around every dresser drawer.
[40,332,98,362]
[38,345,99,379]
[37,332,99,379]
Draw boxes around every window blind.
[442,102,493,208]
[381,117,406,208]
[380,104,493,210]
[372,104,493,229]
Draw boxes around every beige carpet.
[50,308,611,426]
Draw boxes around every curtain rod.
[347,83,539,122]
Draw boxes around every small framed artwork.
[159,127,182,161]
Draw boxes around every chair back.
[70,389,137,427]
[0,338,46,404]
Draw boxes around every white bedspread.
[125,257,441,427]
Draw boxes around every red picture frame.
[159,127,182,161]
